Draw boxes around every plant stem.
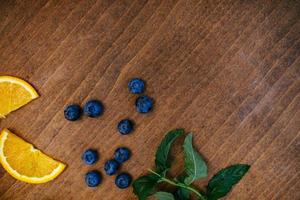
[148,169,206,200]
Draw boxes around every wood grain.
[0,0,299,199]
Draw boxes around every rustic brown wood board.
[0,0,299,199]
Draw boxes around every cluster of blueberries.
[63,78,153,189]
[82,148,131,189]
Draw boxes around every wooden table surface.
[0,0,299,199]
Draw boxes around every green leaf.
[133,174,160,200]
[174,175,190,200]
[183,133,207,185]
[155,192,175,200]
[207,164,250,200]
[155,129,184,174]
[174,188,190,200]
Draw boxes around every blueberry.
[104,159,120,176]
[135,95,154,113]
[83,100,104,118]
[115,173,132,189]
[81,149,98,165]
[128,78,145,94]
[64,104,82,121]
[85,171,102,187]
[114,147,131,164]
[117,119,134,135]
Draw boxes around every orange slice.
[0,129,66,184]
[0,76,39,118]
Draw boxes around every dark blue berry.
[85,171,102,187]
[117,119,134,135]
[104,160,120,176]
[115,173,132,189]
[81,149,98,165]
[64,104,82,121]
[128,78,145,94]
[135,95,154,113]
[83,100,104,118]
[114,147,131,164]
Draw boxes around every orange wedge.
[0,129,66,184]
[0,76,39,118]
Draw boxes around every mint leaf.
[183,133,207,185]
[174,188,190,200]
[207,164,250,200]
[174,175,190,200]
[133,174,160,200]
[155,192,175,200]
[155,129,184,174]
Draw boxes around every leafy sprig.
[133,129,250,200]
